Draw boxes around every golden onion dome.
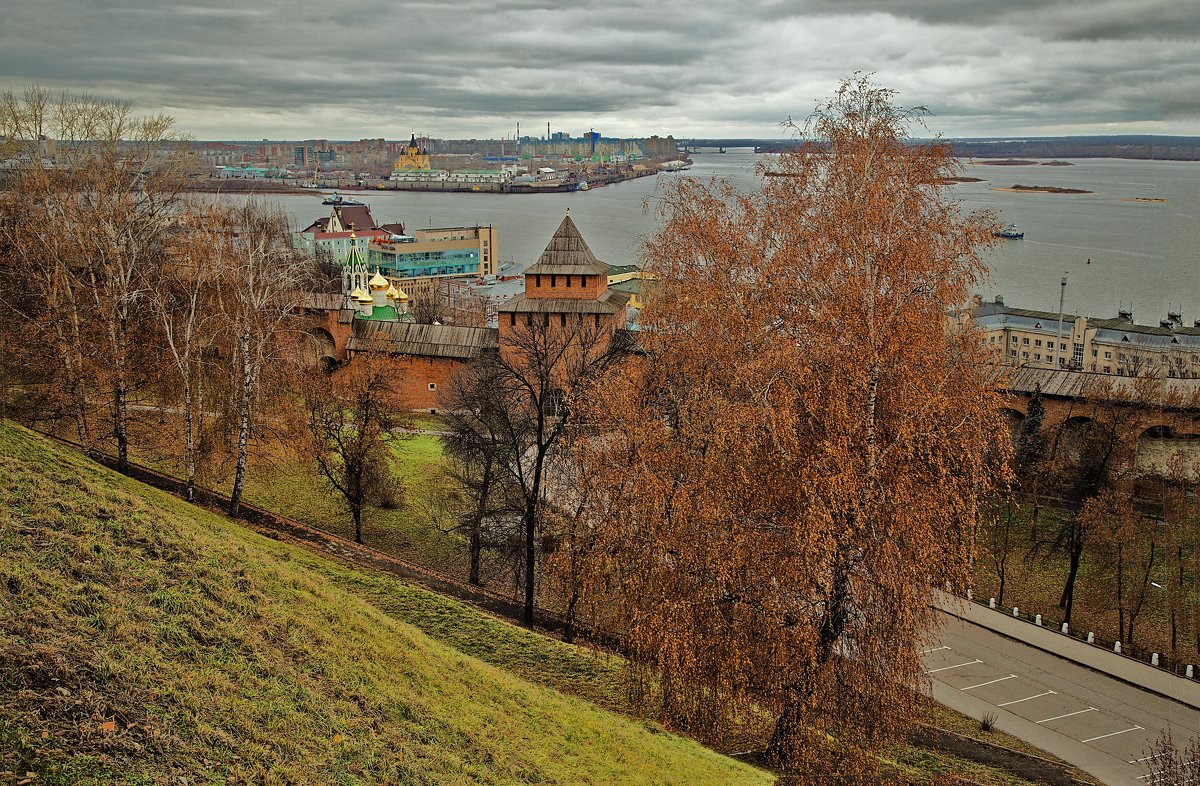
[395,287,409,301]
[350,287,367,300]
[357,291,374,304]
[386,285,399,300]
[368,272,389,291]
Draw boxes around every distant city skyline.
[2,0,1198,140]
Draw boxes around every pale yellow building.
[969,297,1200,379]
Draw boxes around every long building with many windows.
[969,297,1200,378]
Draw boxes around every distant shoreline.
[1124,197,1168,203]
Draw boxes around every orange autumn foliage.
[567,78,1010,774]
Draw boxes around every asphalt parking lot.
[924,617,1200,785]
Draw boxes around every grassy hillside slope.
[0,421,771,786]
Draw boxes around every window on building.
[1009,349,1017,357]
[1034,353,1041,361]
[509,313,516,326]
[1035,339,1042,347]
[1010,336,1017,343]
[566,275,572,288]
[1060,342,1067,351]
[535,274,542,287]
[1104,351,1112,359]
[1092,349,1098,358]
[1022,337,1029,345]
[560,313,567,326]
[1022,351,1029,359]
[1103,365,1111,373]
[551,274,558,287]
[428,383,437,391]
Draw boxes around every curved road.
[925,613,1199,785]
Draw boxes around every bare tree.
[440,360,521,585]
[1,87,193,455]
[151,199,227,501]
[217,200,314,517]
[1144,729,1200,786]
[445,317,625,627]
[302,350,406,544]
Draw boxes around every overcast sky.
[1,0,1198,140]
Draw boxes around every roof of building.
[333,204,377,232]
[609,278,651,295]
[301,217,331,234]
[497,288,630,315]
[971,299,1200,348]
[300,293,344,311]
[524,212,610,277]
[606,264,641,276]
[356,305,404,322]
[348,320,499,360]
[1003,365,1200,404]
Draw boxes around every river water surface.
[256,150,1198,323]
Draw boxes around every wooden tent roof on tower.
[524,211,610,277]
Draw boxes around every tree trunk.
[1059,521,1082,625]
[352,506,363,545]
[469,464,491,586]
[1116,546,1126,645]
[469,524,482,586]
[229,332,253,518]
[522,447,547,628]
[114,315,129,470]
[766,698,805,770]
[523,501,537,627]
[182,382,196,502]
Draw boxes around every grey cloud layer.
[0,0,1196,138]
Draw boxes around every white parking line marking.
[997,690,1057,707]
[1082,725,1143,744]
[962,674,1018,691]
[1036,707,1097,724]
[921,645,951,655]
[1132,763,1190,782]
[924,659,982,674]
[1131,754,1161,764]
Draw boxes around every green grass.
[0,420,772,786]
[973,501,1195,661]
[5,421,1098,785]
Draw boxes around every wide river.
[257,150,1199,323]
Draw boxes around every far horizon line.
[189,133,1200,144]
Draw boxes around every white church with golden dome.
[342,235,409,320]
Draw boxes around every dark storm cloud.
[0,0,1197,137]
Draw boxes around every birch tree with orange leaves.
[567,77,1008,774]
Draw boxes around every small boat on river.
[993,224,1025,239]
